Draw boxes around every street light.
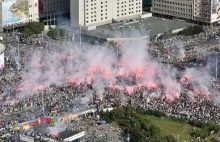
[42,91,44,115]
[79,24,81,45]
[216,51,219,80]
[16,35,20,70]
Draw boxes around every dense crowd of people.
[1,30,220,141]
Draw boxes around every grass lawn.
[146,116,193,142]
[146,116,219,142]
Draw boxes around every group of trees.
[160,25,204,39]
[189,120,219,139]
[23,22,68,40]
[47,28,67,40]
[100,106,220,142]
[100,106,177,142]
[177,25,204,36]
[24,22,44,37]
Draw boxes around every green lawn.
[146,116,193,142]
[146,116,219,142]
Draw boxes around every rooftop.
[58,129,80,140]
[82,17,193,40]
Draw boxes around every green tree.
[47,28,55,38]
[25,22,44,35]
[148,135,166,142]
[149,124,161,136]
[53,28,60,40]
[23,22,44,37]
[164,135,178,142]
[131,127,143,142]
[178,25,204,36]
[190,128,206,139]
[24,27,34,37]
[60,28,67,38]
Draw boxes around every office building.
[28,0,70,25]
[143,0,152,7]
[152,0,220,24]
[152,0,193,20]
[0,0,2,32]
[70,0,142,28]
[28,0,40,22]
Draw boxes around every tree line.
[100,106,177,142]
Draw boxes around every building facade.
[152,0,220,24]
[143,0,152,7]
[0,0,2,32]
[28,0,70,25]
[70,0,142,27]
[28,0,40,22]
[152,0,193,20]
[40,0,70,17]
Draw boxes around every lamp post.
[116,44,119,72]
[79,24,81,45]
[79,4,82,45]
[216,52,219,80]
[42,31,43,42]
[42,91,44,115]
[16,35,20,70]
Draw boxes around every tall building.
[152,0,193,20]
[0,0,2,32]
[28,0,70,25]
[143,0,152,7]
[152,0,220,24]
[70,0,142,27]
[28,0,40,22]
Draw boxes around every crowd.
[149,32,219,68]
[1,30,220,141]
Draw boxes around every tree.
[190,128,206,139]
[60,28,67,38]
[24,27,34,37]
[25,22,44,35]
[47,28,55,38]
[47,28,67,40]
[53,28,60,40]
[130,127,143,142]
[148,135,166,142]
[149,124,160,136]
[164,135,177,142]
[177,25,204,36]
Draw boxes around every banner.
[0,53,4,71]
[2,0,29,25]
[13,108,98,131]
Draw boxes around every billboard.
[212,0,217,14]
[0,52,4,71]
[2,0,29,25]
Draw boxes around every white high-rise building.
[0,0,2,32]
[70,0,142,27]
[152,0,220,24]
[28,0,40,22]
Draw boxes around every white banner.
[0,53,4,70]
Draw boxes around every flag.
[146,97,150,103]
